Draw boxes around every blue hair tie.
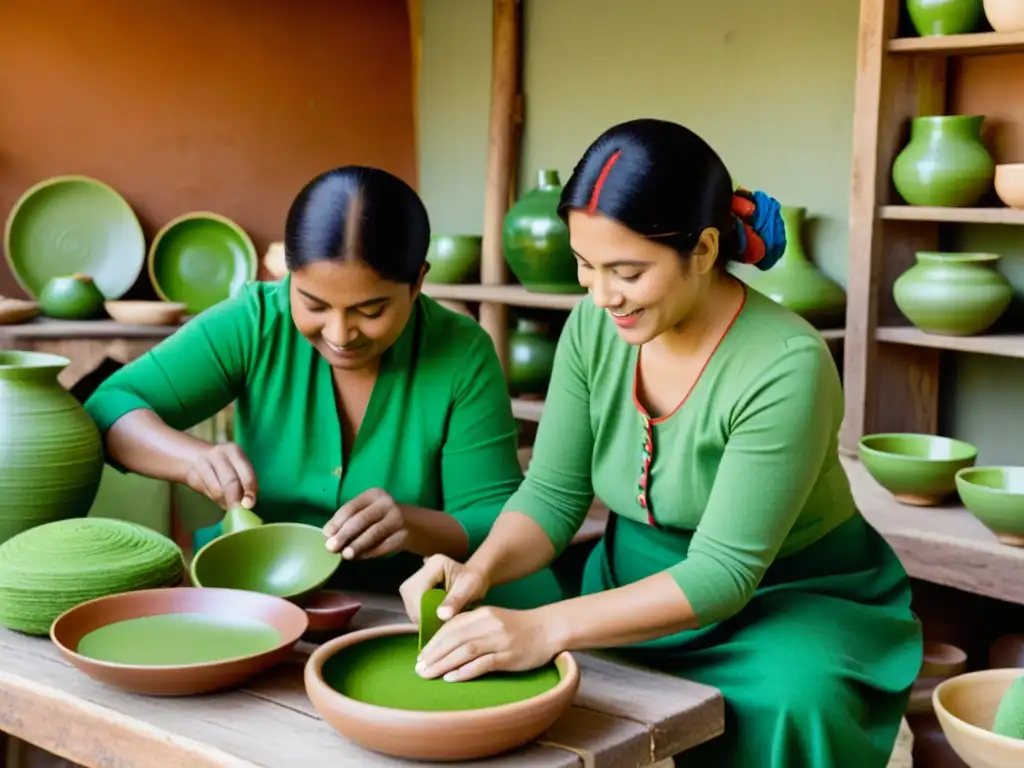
[732,189,787,271]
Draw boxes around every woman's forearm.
[400,506,470,560]
[465,511,557,586]
[105,409,210,484]
[538,571,699,650]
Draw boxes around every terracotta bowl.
[995,164,1024,210]
[303,590,362,637]
[51,587,308,696]
[104,300,187,326]
[859,433,978,505]
[304,624,580,761]
[922,641,969,678]
[190,522,341,601]
[956,466,1024,547]
[0,297,39,325]
[934,669,1024,768]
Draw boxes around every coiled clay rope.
[0,517,184,635]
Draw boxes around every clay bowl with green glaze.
[859,433,978,506]
[50,586,308,696]
[934,669,1024,768]
[424,235,482,284]
[304,623,580,761]
[955,466,1024,547]
[190,522,341,602]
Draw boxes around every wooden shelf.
[424,284,585,310]
[877,326,1024,359]
[0,318,183,341]
[880,205,1024,225]
[888,30,1024,56]
[844,455,1024,606]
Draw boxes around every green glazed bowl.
[190,522,341,602]
[955,467,1024,547]
[859,433,978,506]
[424,235,482,284]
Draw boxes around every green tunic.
[85,278,561,605]
[505,288,922,767]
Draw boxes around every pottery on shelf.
[502,169,585,294]
[907,0,985,36]
[38,273,106,320]
[995,164,1024,209]
[955,466,1024,547]
[304,623,580,761]
[858,433,977,506]
[0,298,40,325]
[933,669,1024,768]
[892,115,995,207]
[425,235,482,284]
[103,301,187,326]
[507,318,557,396]
[0,351,104,545]
[893,252,1013,336]
[730,206,846,328]
[984,0,1024,31]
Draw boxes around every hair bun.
[731,189,786,271]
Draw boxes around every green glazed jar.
[0,351,104,545]
[424,235,482,284]
[507,318,557,396]
[893,252,1013,336]
[38,273,106,319]
[907,0,985,36]
[502,169,585,294]
[892,115,994,207]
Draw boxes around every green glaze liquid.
[322,634,561,711]
[76,613,281,665]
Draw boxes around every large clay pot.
[0,351,104,544]
[893,252,1012,336]
[892,115,995,207]
[730,206,846,328]
[502,169,584,294]
[907,0,985,36]
[424,235,481,284]
[507,318,557,396]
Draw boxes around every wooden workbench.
[0,593,724,768]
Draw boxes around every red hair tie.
[732,189,766,265]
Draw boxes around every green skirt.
[582,512,922,768]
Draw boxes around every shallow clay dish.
[104,300,187,326]
[51,587,307,696]
[859,433,977,505]
[934,669,1024,768]
[190,522,341,601]
[304,623,579,761]
[0,297,39,325]
[303,590,362,636]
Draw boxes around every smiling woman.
[83,166,564,605]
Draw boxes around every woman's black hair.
[284,166,430,284]
[558,118,784,271]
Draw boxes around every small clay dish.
[934,669,1024,768]
[190,522,341,602]
[51,586,308,696]
[859,433,977,505]
[955,466,1024,547]
[304,623,579,761]
[922,641,969,678]
[0,297,39,325]
[104,300,187,326]
[303,590,362,635]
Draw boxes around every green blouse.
[503,288,857,626]
[85,278,524,584]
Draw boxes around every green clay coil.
[0,517,184,635]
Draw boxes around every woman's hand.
[185,442,258,509]
[323,488,409,559]
[398,553,490,624]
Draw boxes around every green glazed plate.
[3,175,145,299]
[148,212,257,314]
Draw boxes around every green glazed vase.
[424,235,482,284]
[907,0,985,36]
[730,206,846,328]
[893,252,1013,336]
[507,318,557,396]
[0,351,104,545]
[502,170,585,294]
[892,115,994,207]
[38,273,106,319]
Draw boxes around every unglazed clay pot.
[0,351,104,545]
[892,116,995,207]
[502,169,585,294]
[984,0,1024,31]
[893,252,1012,336]
[934,669,1024,768]
[305,623,580,761]
[507,318,557,396]
[38,273,106,319]
[731,206,846,328]
[424,235,481,284]
[908,0,985,35]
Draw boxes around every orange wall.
[0,0,416,297]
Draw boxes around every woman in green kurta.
[401,120,922,766]
[84,165,561,603]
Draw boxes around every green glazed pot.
[502,170,585,294]
[424,235,482,284]
[892,115,994,207]
[730,206,846,328]
[893,252,1013,336]
[38,273,106,319]
[507,318,557,396]
[0,352,104,545]
[907,0,985,36]
[955,466,1024,547]
[859,433,977,506]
